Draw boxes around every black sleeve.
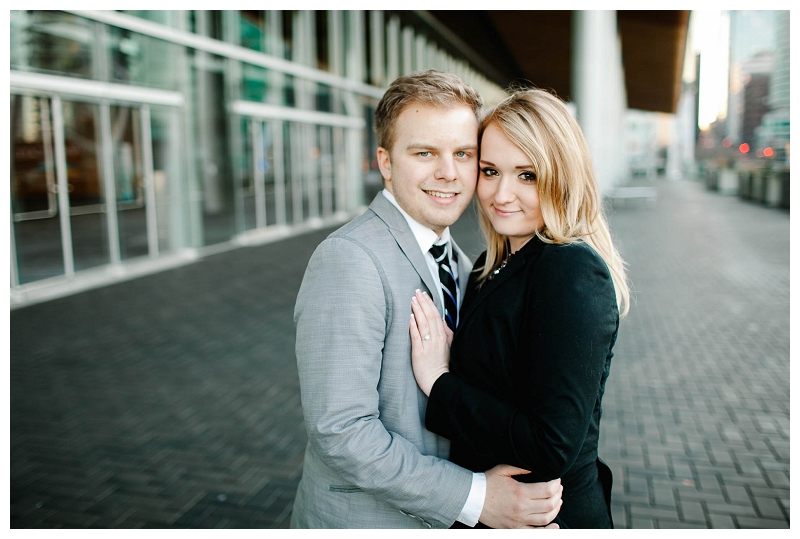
[426,244,619,479]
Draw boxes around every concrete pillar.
[572,10,627,193]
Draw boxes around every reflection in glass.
[239,11,266,52]
[121,10,179,28]
[111,105,148,261]
[193,51,236,246]
[11,94,65,284]
[150,105,182,253]
[235,117,256,232]
[10,11,94,79]
[241,64,269,104]
[109,25,182,91]
[63,100,110,272]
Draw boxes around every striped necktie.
[429,243,458,332]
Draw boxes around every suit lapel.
[369,194,444,315]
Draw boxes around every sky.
[692,10,731,130]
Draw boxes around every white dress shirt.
[382,189,485,527]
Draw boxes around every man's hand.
[480,465,562,529]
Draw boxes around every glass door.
[11,93,170,287]
[62,99,111,272]
[11,95,65,284]
[234,116,346,234]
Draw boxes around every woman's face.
[477,122,544,253]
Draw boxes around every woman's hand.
[409,289,451,397]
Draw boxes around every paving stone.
[708,513,737,529]
[10,179,789,529]
[763,470,790,489]
[630,517,656,529]
[629,505,681,521]
[652,486,675,508]
[753,496,786,520]
[676,499,707,524]
[43,510,102,527]
[720,483,749,504]
[735,516,790,529]
[706,502,758,518]
[655,519,707,529]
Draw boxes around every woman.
[409,88,629,528]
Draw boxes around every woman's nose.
[494,177,516,203]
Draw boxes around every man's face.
[377,103,479,235]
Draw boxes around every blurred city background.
[9,10,790,529]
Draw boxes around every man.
[290,71,562,529]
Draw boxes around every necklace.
[488,252,512,280]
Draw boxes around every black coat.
[426,235,619,529]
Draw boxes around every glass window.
[11,11,94,79]
[239,11,266,52]
[189,51,236,246]
[149,105,183,253]
[108,26,183,91]
[110,105,148,261]
[364,12,373,84]
[363,100,382,202]
[281,11,294,61]
[315,11,329,72]
[62,100,111,272]
[121,10,179,28]
[11,94,65,284]
[241,64,269,103]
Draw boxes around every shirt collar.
[381,189,451,254]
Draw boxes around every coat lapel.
[369,194,444,315]
[457,237,546,329]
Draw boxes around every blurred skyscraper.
[726,10,789,161]
[757,11,790,161]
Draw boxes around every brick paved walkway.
[10,178,789,528]
[601,179,790,528]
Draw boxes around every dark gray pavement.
[10,178,790,528]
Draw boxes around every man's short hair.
[373,70,483,152]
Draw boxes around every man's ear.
[377,147,391,183]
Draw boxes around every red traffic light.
[739,143,750,153]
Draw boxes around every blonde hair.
[476,88,630,317]
[373,70,483,152]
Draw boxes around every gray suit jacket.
[290,193,474,528]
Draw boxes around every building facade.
[756,10,790,162]
[10,10,688,308]
[9,10,506,307]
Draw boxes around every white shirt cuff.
[456,472,486,527]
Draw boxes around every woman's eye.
[520,171,537,182]
[481,168,498,177]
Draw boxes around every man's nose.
[435,156,457,181]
